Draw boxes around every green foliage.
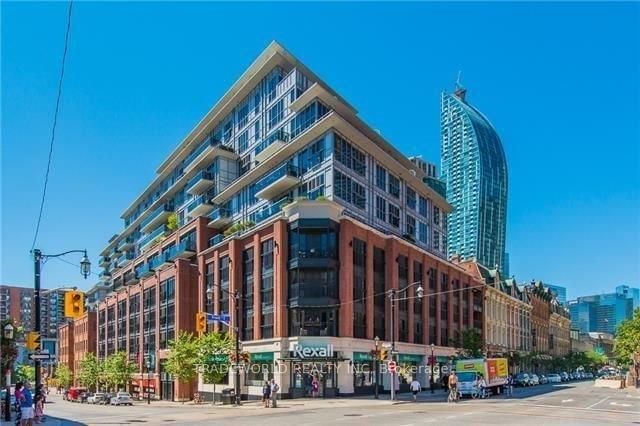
[103,351,136,392]
[165,331,199,385]
[223,221,255,237]
[452,328,483,358]
[196,332,233,385]
[615,308,640,365]
[15,364,35,383]
[167,212,179,231]
[0,319,18,373]
[315,195,328,201]
[77,353,103,392]
[55,363,73,389]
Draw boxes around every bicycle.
[447,387,460,403]
[470,386,487,399]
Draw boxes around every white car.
[547,374,562,383]
[87,393,106,404]
[110,392,133,406]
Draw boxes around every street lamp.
[32,249,90,399]
[374,336,380,400]
[430,343,435,394]
[388,281,424,401]
[3,323,14,421]
[205,284,242,406]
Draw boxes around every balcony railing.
[184,136,238,174]
[186,195,215,217]
[99,256,111,267]
[186,170,214,195]
[140,203,173,233]
[252,197,292,224]
[254,129,290,163]
[116,251,135,269]
[165,240,197,261]
[209,234,224,247]
[117,236,135,252]
[254,164,300,200]
[139,225,169,250]
[99,270,112,282]
[208,208,232,228]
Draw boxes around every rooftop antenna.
[454,70,467,101]
[455,70,462,90]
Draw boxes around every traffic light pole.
[234,290,241,407]
[389,289,396,402]
[33,249,42,399]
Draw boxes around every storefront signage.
[398,354,423,363]
[291,343,334,358]
[250,352,274,362]
[352,352,373,362]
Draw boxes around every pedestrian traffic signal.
[64,291,84,318]
[196,312,207,333]
[26,331,41,351]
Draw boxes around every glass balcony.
[208,208,232,228]
[140,203,174,233]
[139,225,169,250]
[99,256,111,268]
[117,236,135,252]
[124,270,139,286]
[165,240,196,261]
[137,262,155,279]
[255,164,300,200]
[186,170,215,195]
[209,234,224,247]
[184,136,239,175]
[116,251,135,269]
[253,197,292,224]
[254,129,290,164]
[99,270,111,282]
[186,195,215,218]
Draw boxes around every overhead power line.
[31,0,74,251]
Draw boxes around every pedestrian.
[409,378,421,402]
[14,383,23,426]
[262,381,271,408]
[269,379,279,408]
[33,395,44,424]
[19,382,34,426]
[311,376,319,398]
[442,374,449,392]
[506,374,514,397]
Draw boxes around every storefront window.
[352,353,375,390]
[246,353,274,386]
[289,308,337,336]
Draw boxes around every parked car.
[547,373,562,383]
[110,392,133,406]
[66,387,88,402]
[569,372,576,380]
[529,374,540,385]
[586,372,594,379]
[102,393,115,405]
[515,373,531,387]
[560,372,569,382]
[87,393,107,404]
[539,374,548,384]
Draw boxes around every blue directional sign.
[206,313,231,325]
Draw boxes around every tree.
[104,352,136,392]
[615,308,640,365]
[15,364,35,383]
[452,328,483,358]
[196,332,233,404]
[55,363,73,389]
[165,331,199,402]
[77,353,103,392]
[167,213,179,231]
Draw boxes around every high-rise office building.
[544,284,567,304]
[440,83,508,273]
[0,285,35,329]
[568,285,638,334]
[95,41,486,401]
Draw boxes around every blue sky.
[2,2,638,300]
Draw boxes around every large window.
[441,273,449,346]
[419,196,428,217]
[334,134,366,176]
[375,164,387,190]
[117,300,127,352]
[405,215,416,239]
[406,187,416,210]
[128,294,140,362]
[159,277,175,350]
[289,308,337,336]
[414,261,423,344]
[219,256,230,333]
[353,239,367,339]
[334,170,366,210]
[261,240,274,338]
[289,219,338,259]
[143,287,156,372]
[375,196,386,221]
[242,248,254,341]
[388,203,400,228]
[388,174,400,198]
[267,100,284,129]
[429,268,437,345]
[398,255,408,342]
[418,221,428,245]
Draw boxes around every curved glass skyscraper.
[440,85,508,273]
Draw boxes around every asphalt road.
[24,381,640,426]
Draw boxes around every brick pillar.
[229,239,242,334]
[212,252,220,333]
[273,220,288,338]
[422,254,429,345]
[468,284,474,330]
[384,239,399,344]
[198,252,205,314]
[365,237,374,340]
[407,257,415,343]
[253,233,262,340]
[339,220,354,338]
[436,267,442,346]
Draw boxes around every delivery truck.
[455,358,508,397]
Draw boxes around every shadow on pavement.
[39,416,87,425]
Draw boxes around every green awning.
[399,354,423,363]
[250,352,274,362]
[353,352,374,362]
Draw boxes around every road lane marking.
[586,396,609,409]
[610,402,632,407]
[561,399,574,403]
[523,403,639,415]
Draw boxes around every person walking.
[262,381,271,408]
[311,376,319,398]
[505,374,514,397]
[269,379,279,408]
[409,378,421,402]
[33,395,43,424]
[18,382,34,426]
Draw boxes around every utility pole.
[234,290,241,406]
[389,289,396,401]
[33,249,43,398]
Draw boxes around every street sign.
[207,313,231,325]
[382,343,392,348]
[28,353,52,361]
[388,360,397,373]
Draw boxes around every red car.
[65,387,87,402]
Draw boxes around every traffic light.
[380,348,389,361]
[196,312,206,333]
[26,331,41,351]
[64,291,84,318]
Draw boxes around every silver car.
[110,392,133,406]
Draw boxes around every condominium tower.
[96,42,485,401]
[440,84,508,273]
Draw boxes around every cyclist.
[448,371,459,402]
[476,374,487,398]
